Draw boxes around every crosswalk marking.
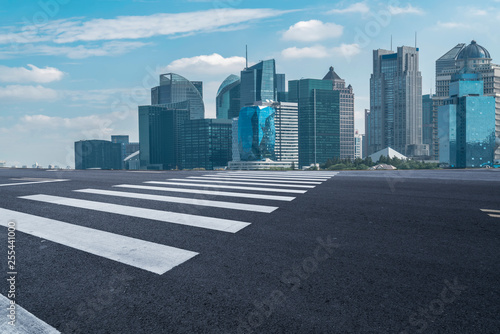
[187,176,322,184]
[0,179,69,187]
[74,189,279,213]
[144,181,307,194]
[20,195,250,233]
[215,173,333,179]
[113,184,296,201]
[166,178,315,188]
[480,209,500,214]
[0,294,61,334]
[489,214,500,218]
[0,208,198,275]
[204,174,329,182]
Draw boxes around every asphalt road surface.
[0,168,499,334]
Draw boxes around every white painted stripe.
[0,208,198,275]
[167,178,315,188]
[481,209,500,214]
[221,171,339,175]
[217,172,335,177]
[0,294,60,333]
[75,189,278,213]
[489,214,500,218]
[214,174,332,180]
[113,184,296,201]
[145,181,307,194]
[0,179,69,187]
[189,176,322,184]
[20,195,250,233]
[204,174,329,182]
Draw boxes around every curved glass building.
[238,106,276,161]
[216,74,241,119]
[151,73,205,120]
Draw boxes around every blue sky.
[1,0,499,167]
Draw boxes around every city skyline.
[1,0,500,167]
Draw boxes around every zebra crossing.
[1,171,339,275]
[480,208,500,218]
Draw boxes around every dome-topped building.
[457,40,491,60]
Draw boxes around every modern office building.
[138,102,190,170]
[433,40,500,160]
[111,135,139,169]
[151,73,205,120]
[367,46,426,158]
[231,118,240,162]
[289,78,340,168]
[422,94,434,151]
[74,140,122,170]
[255,101,298,164]
[238,105,276,161]
[181,119,232,170]
[354,129,363,159]
[323,66,355,159]
[216,74,241,120]
[240,59,277,109]
[438,72,496,168]
[276,73,286,93]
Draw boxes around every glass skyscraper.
[240,59,277,109]
[322,66,355,160]
[74,140,122,170]
[289,79,340,168]
[216,74,241,120]
[433,40,500,160]
[367,46,425,157]
[238,106,276,161]
[438,73,496,168]
[138,103,190,170]
[151,73,205,120]
[181,119,233,170]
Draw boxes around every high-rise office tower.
[323,66,355,159]
[433,40,500,160]
[289,79,340,168]
[216,74,241,119]
[138,102,190,170]
[276,73,286,93]
[354,130,363,159]
[181,119,233,170]
[74,140,122,170]
[422,94,434,151]
[438,72,496,167]
[238,105,276,161]
[367,46,425,157]
[255,101,298,164]
[151,73,205,120]
[240,59,277,109]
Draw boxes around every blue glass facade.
[151,73,205,120]
[238,106,276,161]
[216,74,241,120]
[438,73,496,167]
[240,60,277,109]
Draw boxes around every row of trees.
[319,156,439,170]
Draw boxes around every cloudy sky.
[1,0,499,167]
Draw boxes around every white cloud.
[436,21,470,29]
[0,41,148,59]
[0,64,64,83]
[1,9,290,45]
[163,53,246,75]
[388,4,424,15]
[0,85,59,101]
[333,43,361,58]
[281,45,329,59]
[281,43,361,60]
[328,2,370,15]
[282,20,343,42]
